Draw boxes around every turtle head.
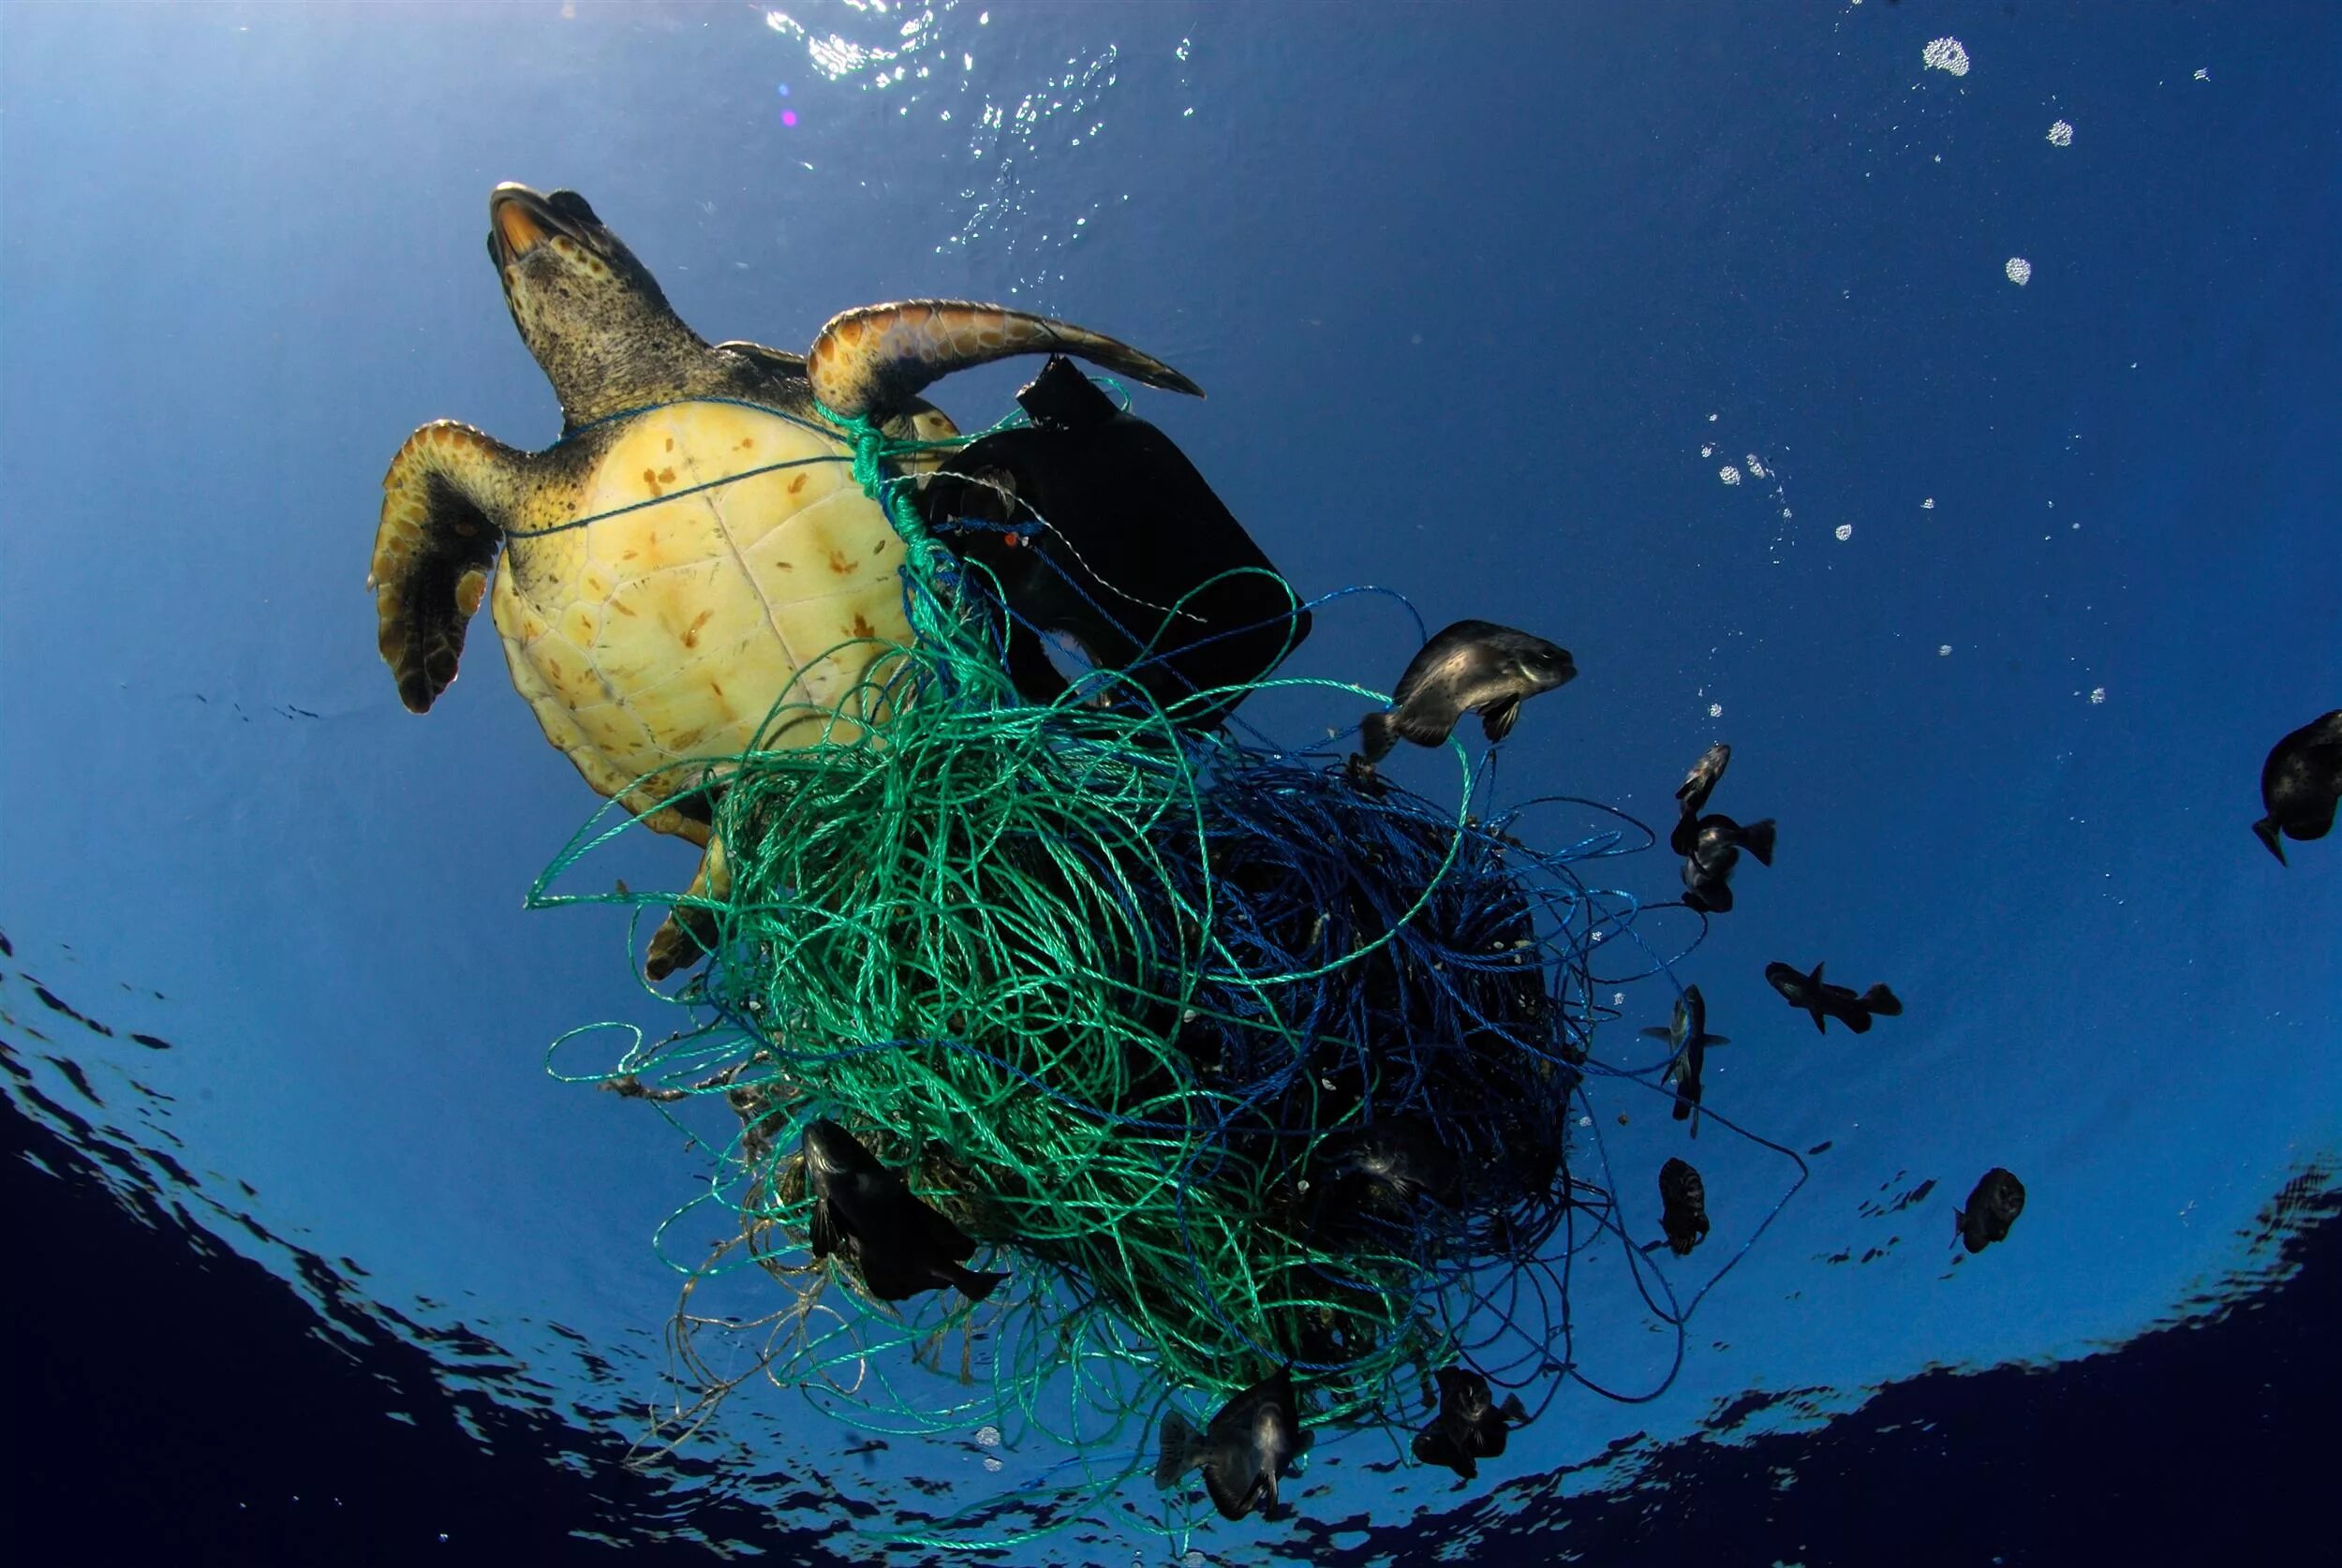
[487,184,707,428]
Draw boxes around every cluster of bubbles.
[1921,37,1972,79]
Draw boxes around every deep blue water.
[4,4,2337,1563]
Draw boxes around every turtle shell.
[493,400,913,844]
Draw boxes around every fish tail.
[951,1264,1007,1304]
[1360,710,1395,763]
[1154,1412,1204,1489]
[2253,816,2288,864]
[1862,984,1903,1016]
[1736,818,1777,866]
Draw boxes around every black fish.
[2253,710,2342,865]
[1308,1117,1461,1233]
[1358,620,1576,763]
[1765,960,1903,1035]
[801,1119,1006,1304]
[1639,984,1731,1136]
[1955,1167,2026,1254]
[1679,813,1776,912]
[923,355,1310,731]
[1675,742,1732,821]
[1411,1367,1528,1481]
[1155,1368,1313,1521]
[1652,1157,1710,1256]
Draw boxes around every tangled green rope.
[529,392,1638,1547]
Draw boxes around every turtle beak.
[488,184,561,267]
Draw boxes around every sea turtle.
[369,183,1199,978]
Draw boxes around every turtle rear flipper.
[371,422,526,713]
[645,836,730,983]
[808,299,1201,422]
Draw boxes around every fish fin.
[1808,1006,1829,1035]
[1202,1463,1261,1521]
[1702,1033,1731,1048]
[1153,1412,1203,1489]
[950,1263,1007,1304]
[1736,818,1777,866]
[1386,703,1460,749]
[808,1196,845,1261]
[1808,961,1827,987]
[1498,1394,1528,1424]
[1479,694,1523,744]
[1640,1026,1674,1041]
[1359,710,1397,763]
[1672,1096,1692,1122]
[1640,1236,1670,1253]
[1691,880,1732,913]
[2252,817,2289,863]
[1844,1009,1875,1034]
[1412,1427,1472,1480]
[1688,1104,1702,1138]
[1863,984,1903,1016]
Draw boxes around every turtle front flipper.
[645,835,730,983]
[370,421,526,713]
[808,300,1202,422]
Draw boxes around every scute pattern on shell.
[492,401,912,842]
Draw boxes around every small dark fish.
[2253,710,2342,865]
[1310,1117,1460,1230]
[1674,742,1731,821]
[1639,984,1731,1136]
[1955,1167,2026,1254]
[1155,1368,1313,1520]
[1411,1367,1528,1481]
[801,1119,1005,1304]
[1359,619,1576,763]
[1651,1157,1710,1256]
[1765,960,1903,1035]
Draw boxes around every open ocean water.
[3,5,2337,1564]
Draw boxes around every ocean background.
[4,4,2336,1563]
